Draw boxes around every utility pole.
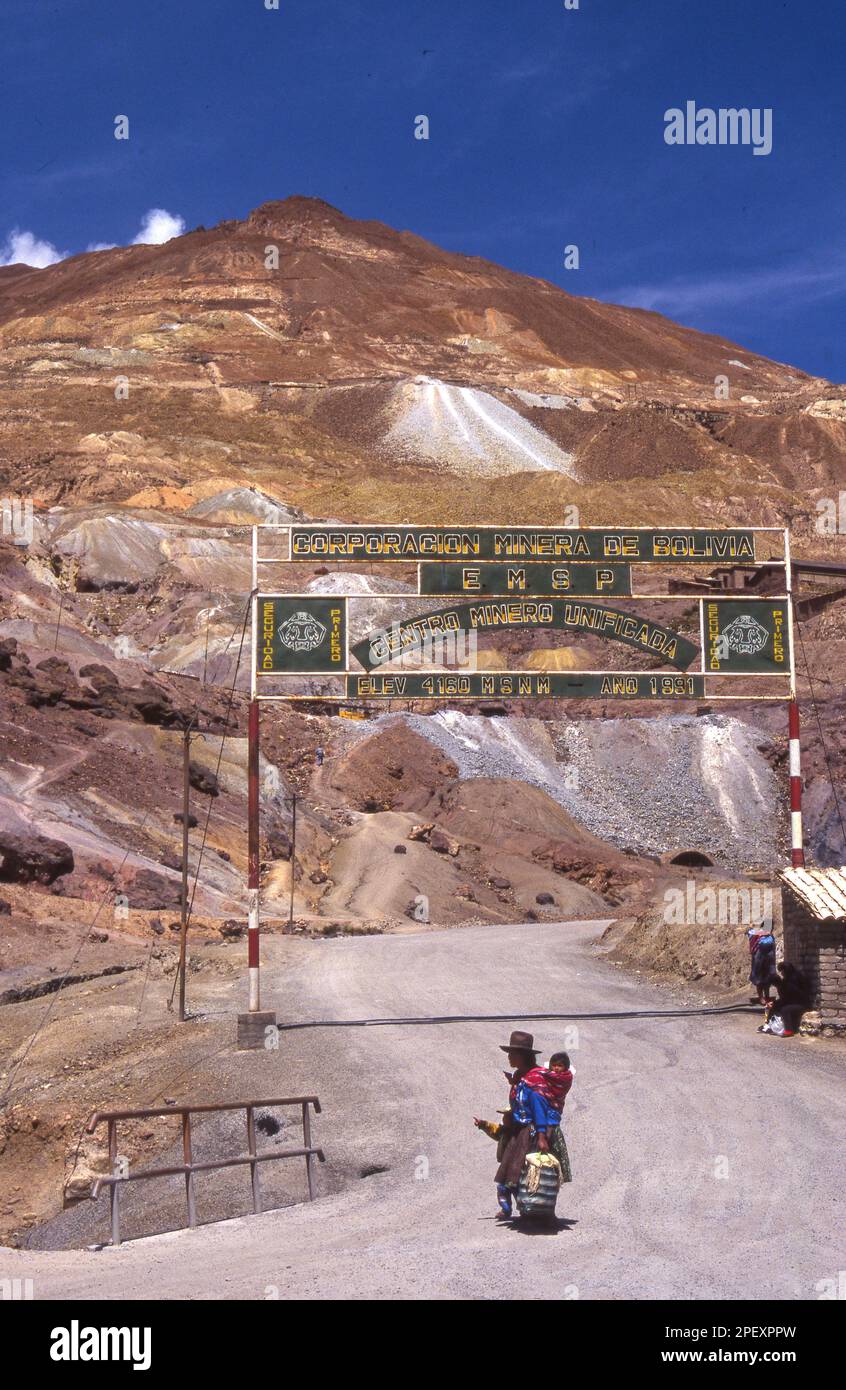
[177,723,191,1022]
[237,525,278,1049]
[247,697,261,1009]
[288,792,297,928]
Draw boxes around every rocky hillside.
[0,196,844,961]
[3,198,846,1254]
[1,196,844,535]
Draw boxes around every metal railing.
[86,1096,325,1246]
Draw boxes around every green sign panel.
[702,599,789,673]
[290,526,756,563]
[257,596,347,674]
[352,601,698,671]
[419,562,631,597]
[349,672,706,700]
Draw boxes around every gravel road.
[5,921,844,1300]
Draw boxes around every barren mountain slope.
[2,202,845,1247]
[0,196,844,528]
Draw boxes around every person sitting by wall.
[769,961,811,1037]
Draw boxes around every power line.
[1,811,153,1108]
[168,595,253,1012]
[134,934,157,1027]
[5,592,255,1087]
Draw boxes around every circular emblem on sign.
[277,610,327,653]
[721,613,769,655]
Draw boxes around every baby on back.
[515,1050,573,1129]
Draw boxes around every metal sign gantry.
[238,523,803,1037]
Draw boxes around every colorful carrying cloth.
[512,1067,573,1133]
[521,1066,573,1108]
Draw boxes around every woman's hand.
[536,1132,550,1152]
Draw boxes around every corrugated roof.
[778,867,846,921]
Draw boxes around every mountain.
[0,196,844,937]
[4,198,846,1249]
[1,196,844,530]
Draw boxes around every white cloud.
[132,209,186,245]
[0,207,187,268]
[609,255,846,318]
[0,228,65,268]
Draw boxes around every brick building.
[778,867,846,1036]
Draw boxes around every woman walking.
[474,1030,573,1219]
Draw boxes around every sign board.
[252,525,793,703]
[351,601,698,671]
[418,562,631,596]
[289,526,757,563]
[257,596,347,674]
[350,672,706,700]
[702,599,789,673]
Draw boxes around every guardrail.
[86,1096,325,1246]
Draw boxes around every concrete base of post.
[236,1010,277,1051]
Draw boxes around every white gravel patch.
[386,375,579,478]
[334,710,782,871]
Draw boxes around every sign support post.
[784,528,805,867]
[247,696,261,1009]
[177,723,191,1022]
[788,698,805,868]
[237,527,277,1049]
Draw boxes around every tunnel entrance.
[666,849,715,868]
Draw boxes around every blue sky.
[2,0,844,379]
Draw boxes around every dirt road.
[5,921,844,1300]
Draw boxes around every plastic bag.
[517,1151,562,1216]
[763,1013,786,1036]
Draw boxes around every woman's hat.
[499,1029,540,1056]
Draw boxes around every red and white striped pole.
[247,523,262,1013]
[238,529,275,1047]
[784,527,805,869]
[788,698,805,868]
[247,695,261,1010]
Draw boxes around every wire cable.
[6,591,252,1085]
[134,935,157,1027]
[276,1002,760,1031]
[1,811,152,1107]
[168,594,252,1011]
